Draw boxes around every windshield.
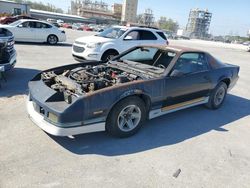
[97,27,127,39]
[9,20,22,27]
[116,47,176,71]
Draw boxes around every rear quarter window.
[157,32,167,40]
[35,22,52,28]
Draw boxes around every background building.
[137,8,154,26]
[70,0,121,24]
[121,0,138,23]
[0,0,30,16]
[71,0,109,18]
[185,8,212,39]
[112,3,122,20]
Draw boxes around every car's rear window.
[157,32,167,40]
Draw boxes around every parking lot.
[1,29,250,187]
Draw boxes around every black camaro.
[27,45,239,137]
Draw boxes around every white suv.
[72,26,168,61]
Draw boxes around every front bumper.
[26,99,105,136]
[72,43,102,61]
[0,51,17,72]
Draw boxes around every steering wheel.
[157,64,166,69]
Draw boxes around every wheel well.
[107,94,151,120]
[221,78,230,87]
[138,94,151,111]
[101,49,119,60]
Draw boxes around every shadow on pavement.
[0,68,40,97]
[15,42,72,47]
[50,94,250,156]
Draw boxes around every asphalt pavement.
[0,29,250,188]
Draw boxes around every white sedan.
[0,19,66,45]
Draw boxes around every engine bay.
[41,64,142,96]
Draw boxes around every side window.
[21,21,30,28]
[157,31,167,40]
[35,22,42,28]
[35,22,52,29]
[172,53,209,75]
[124,30,140,40]
[21,21,36,28]
[45,24,52,28]
[140,30,157,40]
[29,22,36,28]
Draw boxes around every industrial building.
[121,0,138,23]
[0,0,30,16]
[185,8,212,39]
[137,8,154,26]
[112,3,123,20]
[70,0,122,24]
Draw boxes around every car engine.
[41,64,141,96]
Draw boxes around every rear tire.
[47,35,58,45]
[106,96,146,138]
[206,82,227,109]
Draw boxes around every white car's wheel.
[47,35,58,45]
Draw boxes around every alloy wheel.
[214,86,226,106]
[117,105,142,132]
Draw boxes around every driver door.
[163,52,213,108]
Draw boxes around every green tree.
[158,17,179,32]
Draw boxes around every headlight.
[0,66,5,72]
[0,38,8,48]
[48,112,58,123]
[86,42,102,48]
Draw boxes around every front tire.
[106,96,146,138]
[101,50,119,61]
[206,82,227,109]
[47,35,58,45]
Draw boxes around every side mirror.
[170,70,184,77]
[17,24,23,28]
[124,35,133,40]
